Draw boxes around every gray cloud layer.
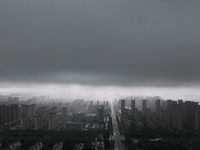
[1,0,200,86]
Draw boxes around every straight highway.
[111,101,125,150]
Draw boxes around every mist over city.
[1,0,200,150]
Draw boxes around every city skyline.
[1,1,200,100]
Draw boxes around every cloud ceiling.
[1,0,200,87]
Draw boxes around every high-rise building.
[172,104,183,130]
[30,104,36,116]
[156,99,160,119]
[167,100,172,110]
[97,106,104,122]
[142,99,147,116]
[131,99,135,119]
[160,106,164,120]
[0,104,20,124]
[121,99,125,123]
[183,101,197,129]
[35,115,42,130]
[27,105,32,117]
[48,112,56,130]
[62,107,67,121]
[0,105,9,124]
[9,104,20,122]
[51,107,57,113]
[38,107,46,118]
[20,104,28,116]
[146,108,151,121]
[178,99,183,105]
[195,105,200,130]
[134,108,139,122]
[21,115,28,130]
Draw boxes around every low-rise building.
[29,142,43,150]
[4,142,21,150]
[66,121,83,130]
[73,143,84,150]
[93,134,105,150]
[51,142,63,150]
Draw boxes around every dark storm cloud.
[1,0,200,86]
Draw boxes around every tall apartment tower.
[97,106,104,122]
[184,101,198,129]
[51,107,57,113]
[0,105,9,124]
[62,107,67,120]
[9,104,20,122]
[172,104,183,130]
[0,104,20,124]
[48,112,56,130]
[31,104,36,116]
[167,100,172,110]
[21,115,28,130]
[195,105,200,130]
[121,99,125,123]
[156,99,160,119]
[166,100,172,124]
[142,99,147,116]
[35,115,42,130]
[27,104,36,117]
[38,107,46,118]
[178,99,183,105]
[135,108,139,122]
[20,104,28,116]
[131,99,135,119]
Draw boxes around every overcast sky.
[1,0,200,100]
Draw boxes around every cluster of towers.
[20,105,67,130]
[0,102,68,131]
[0,104,20,124]
[120,99,200,131]
[48,107,67,130]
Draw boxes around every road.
[111,101,125,150]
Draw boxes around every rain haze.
[1,0,200,100]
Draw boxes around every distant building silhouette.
[48,112,56,130]
[121,99,126,124]
[97,106,104,122]
[0,104,20,124]
[142,99,147,117]
[131,99,135,119]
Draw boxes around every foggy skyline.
[1,1,200,100]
